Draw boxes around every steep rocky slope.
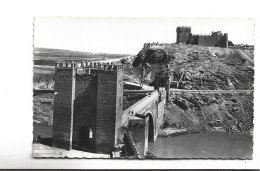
[126,44,254,90]
[127,43,254,135]
[161,91,254,134]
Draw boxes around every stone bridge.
[121,90,166,157]
[51,61,171,158]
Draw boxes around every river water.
[148,132,253,159]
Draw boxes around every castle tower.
[176,26,191,44]
[53,61,124,153]
[95,65,124,153]
[52,63,76,150]
[224,33,228,48]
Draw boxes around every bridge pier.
[127,116,149,158]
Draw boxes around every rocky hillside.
[33,93,54,125]
[127,43,254,135]
[162,91,254,134]
[126,44,254,90]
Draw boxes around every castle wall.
[52,69,76,150]
[197,35,218,47]
[197,34,228,47]
[189,35,198,45]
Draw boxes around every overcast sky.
[34,17,254,54]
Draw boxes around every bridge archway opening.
[157,78,166,89]
[147,113,154,142]
[78,126,93,151]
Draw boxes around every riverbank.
[158,126,253,138]
[158,125,227,137]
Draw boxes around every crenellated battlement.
[177,26,191,30]
[55,60,124,71]
[192,34,211,37]
[211,31,223,36]
[192,32,225,37]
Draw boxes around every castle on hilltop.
[176,26,231,48]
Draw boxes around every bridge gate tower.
[52,61,124,154]
[154,70,171,103]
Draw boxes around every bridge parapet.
[121,88,166,156]
[123,90,166,118]
[55,60,124,71]
[176,26,191,32]
[122,91,160,124]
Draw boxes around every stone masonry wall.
[128,118,149,158]
[145,91,166,141]
[95,70,123,153]
[115,71,124,144]
[52,69,76,150]
[156,99,165,134]
[177,31,191,44]
[196,35,222,47]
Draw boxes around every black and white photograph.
[32,17,254,159]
